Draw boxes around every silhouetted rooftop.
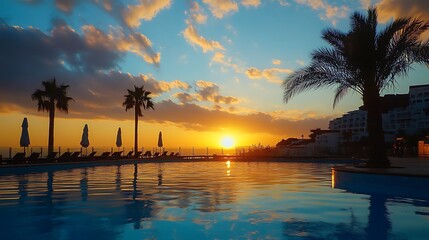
[359,93,409,113]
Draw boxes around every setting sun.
[220,136,235,149]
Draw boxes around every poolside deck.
[0,154,364,169]
[333,157,429,178]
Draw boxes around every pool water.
[0,162,428,239]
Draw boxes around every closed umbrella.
[80,124,89,155]
[20,117,30,154]
[157,131,163,153]
[116,127,122,150]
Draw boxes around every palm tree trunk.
[364,89,390,167]
[134,107,138,156]
[48,104,55,155]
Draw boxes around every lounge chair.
[124,151,133,158]
[87,151,97,158]
[168,152,180,158]
[27,152,40,163]
[13,152,25,159]
[111,151,123,158]
[143,151,152,158]
[99,152,111,158]
[70,151,81,158]
[12,152,26,164]
[153,152,160,158]
[161,151,168,157]
[64,151,81,162]
[47,152,58,159]
[45,152,58,163]
[134,151,142,158]
[80,151,96,161]
[59,152,72,161]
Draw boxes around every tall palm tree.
[123,85,154,155]
[283,7,429,167]
[32,78,73,154]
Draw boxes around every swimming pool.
[0,162,428,239]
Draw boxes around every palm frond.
[333,85,349,109]
[123,85,155,114]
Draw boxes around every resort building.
[329,84,429,143]
[314,131,340,154]
[329,110,368,142]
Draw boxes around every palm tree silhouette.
[283,7,429,167]
[123,85,154,155]
[32,78,73,154]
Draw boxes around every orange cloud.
[242,0,261,7]
[158,80,191,92]
[82,25,160,65]
[272,59,282,65]
[55,0,76,12]
[211,52,242,73]
[94,0,113,11]
[124,0,171,28]
[245,67,293,83]
[183,24,225,52]
[203,0,239,18]
[189,1,208,24]
[294,0,349,25]
[173,80,239,105]
[376,0,429,23]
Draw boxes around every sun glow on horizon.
[220,136,235,149]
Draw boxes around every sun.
[221,136,235,149]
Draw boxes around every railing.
[0,146,251,159]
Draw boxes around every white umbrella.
[157,131,163,153]
[116,127,122,149]
[20,117,30,154]
[80,124,89,155]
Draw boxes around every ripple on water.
[0,161,428,240]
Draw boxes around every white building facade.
[329,84,429,142]
[314,132,340,154]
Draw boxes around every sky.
[0,0,429,150]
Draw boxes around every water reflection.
[80,169,88,201]
[366,195,391,240]
[0,162,427,239]
[332,170,429,240]
[157,164,162,186]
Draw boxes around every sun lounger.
[153,152,160,158]
[70,151,81,158]
[111,151,123,158]
[168,152,180,158]
[27,152,40,163]
[86,151,97,158]
[13,152,25,160]
[143,151,152,158]
[79,151,96,161]
[47,152,58,159]
[44,152,58,163]
[64,151,81,162]
[134,151,142,158]
[161,151,168,157]
[12,152,26,164]
[99,152,111,158]
[59,152,72,160]
[124,151,133,158]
